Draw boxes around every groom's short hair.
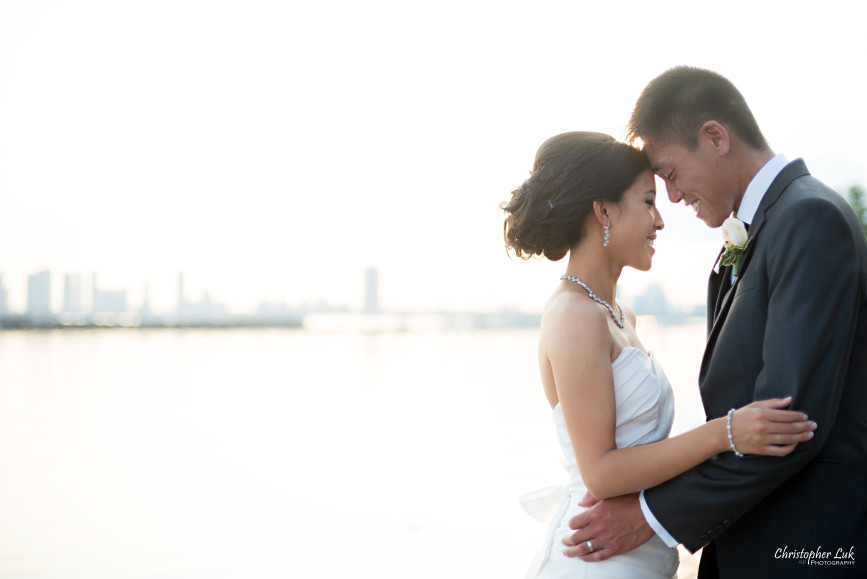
[627,66,769,151]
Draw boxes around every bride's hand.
[730,397,817,456]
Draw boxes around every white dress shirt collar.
[735,154,789,225]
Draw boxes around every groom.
[563,66,867,577]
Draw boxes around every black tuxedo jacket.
[643,160,867,578]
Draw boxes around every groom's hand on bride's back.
[562,493,654,561]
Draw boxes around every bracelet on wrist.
[727,408,744,458]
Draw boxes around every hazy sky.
[1,0,865,314]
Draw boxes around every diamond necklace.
[560,274,625,329]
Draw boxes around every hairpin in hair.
[547,200,554,209]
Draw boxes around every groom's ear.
[698,121,730,156]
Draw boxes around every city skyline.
[0,264,559,331]
[0,268,371,319]
[0,265,697,322]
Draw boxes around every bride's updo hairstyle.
[501,132,648,261]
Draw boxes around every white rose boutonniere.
[720,217,752,277]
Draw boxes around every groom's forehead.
[645,141,691,171]
[643,143,669,172]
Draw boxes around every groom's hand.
[562,493,654,561]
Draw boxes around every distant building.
[94,291,127,314]
[140,281,152,317]
[297,300,350,315]
[257,300,293,318]
[634,284,669,317]
[0,275,7,316]
[364,267,380,314]
[63,274,83,313]
[27,270,51,317]
[178,272,186,313]
[91,273,127,314]
[177,272,227,321]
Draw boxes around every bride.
[501,132,816,578]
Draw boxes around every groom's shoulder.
[778,164,836,199]
[770,172,850,221]
[763,188,860,257]
[769,194,851,233]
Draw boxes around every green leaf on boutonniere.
[720,238,752,277]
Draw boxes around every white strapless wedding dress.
[522,347,679,579]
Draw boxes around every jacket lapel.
[699,159,811,382]
[707,248,726,336]
[713,265,732,317]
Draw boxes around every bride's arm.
[545,305,815,501]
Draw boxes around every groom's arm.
[642,196,861,552]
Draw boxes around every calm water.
[0,320,706,578]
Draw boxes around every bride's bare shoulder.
[541,289,609,341]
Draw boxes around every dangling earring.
[603,223,610,247]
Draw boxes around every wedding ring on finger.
[587,540,594,553]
